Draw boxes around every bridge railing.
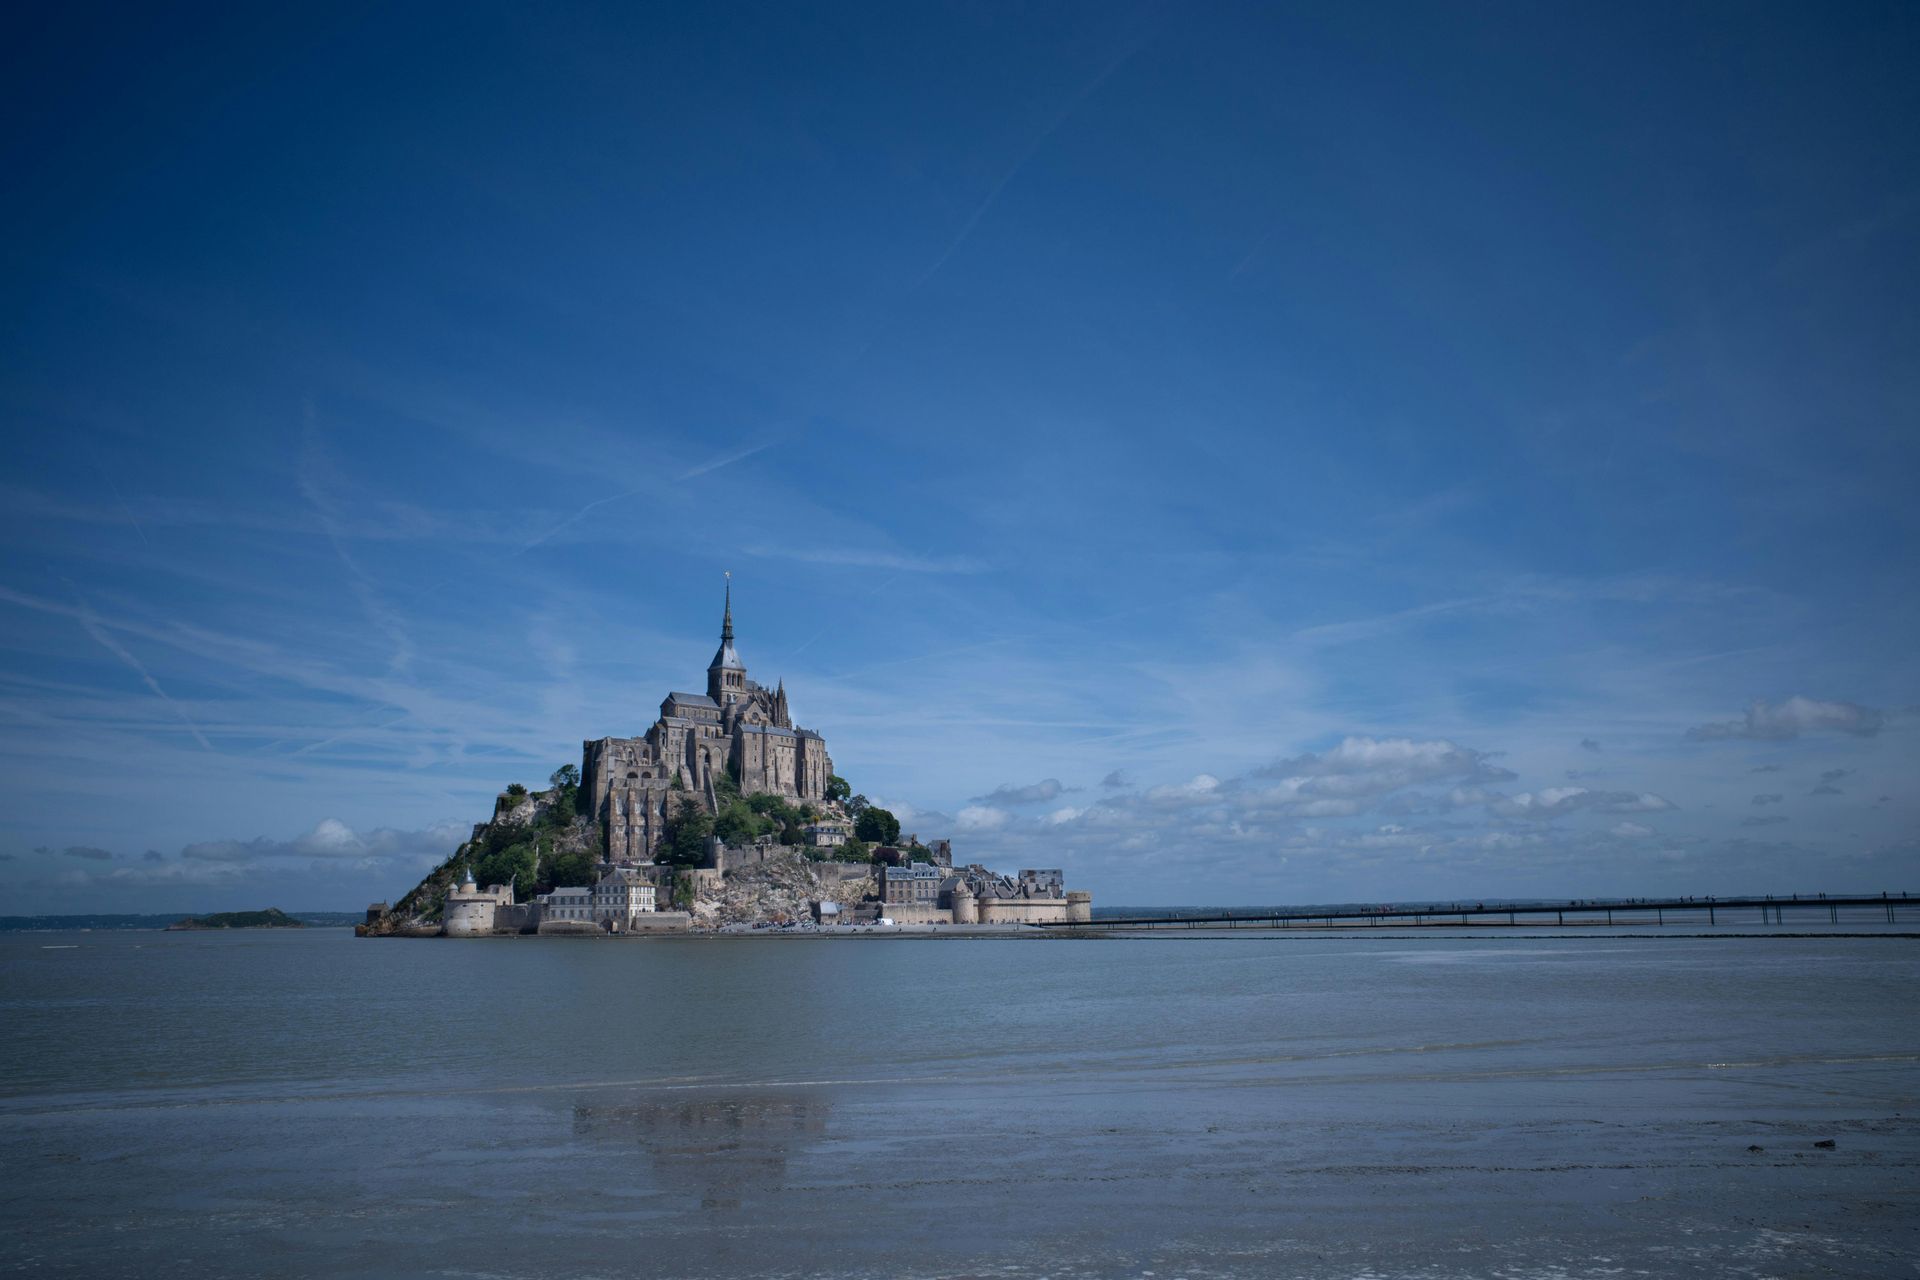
[1040,892,1914,929]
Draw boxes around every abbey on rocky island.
[580,582,833,862]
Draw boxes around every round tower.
[1066,891,1092,924]
[951,880,978,925]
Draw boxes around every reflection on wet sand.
[574,1093,831,1210]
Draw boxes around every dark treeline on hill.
[1,911,361,931]
[167,908,305,930]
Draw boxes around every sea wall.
[975,899,1074,925]
[881,902,952,925]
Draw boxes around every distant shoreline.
[0,913,362,933]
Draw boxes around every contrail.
[912,37,1145,290]
[299,422,415,675]
[514,436,783,559]
[73,599,215,752]
[516,485,650,555]
[675,437,778,481]
[84,436,150,548]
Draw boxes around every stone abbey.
[366,578,1095,938]
[579,583,833,862]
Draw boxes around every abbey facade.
[579,585,833,861]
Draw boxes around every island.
[167,907,306,931]
[361,582,1092,938]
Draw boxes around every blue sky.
[2,2,1916,911]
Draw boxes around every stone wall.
[623,911,692,933]
[879,902,952,925]
[975,899,1075,925]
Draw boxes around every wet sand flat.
[2,929,1914,1276]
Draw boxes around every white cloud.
[955,805,1008,831]
[1687,695,1884,741]
[970,778,1072,806]
[1041,806,1083,826]
[1610,821,1654,839]
[1145,774,1220,805]
[1254,736,1515,810]
[1490,787,1675,819]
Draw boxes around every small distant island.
[363,583,1092,938]
[167,907,306,931]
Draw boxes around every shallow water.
[2,929,1916,1277]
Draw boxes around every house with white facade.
[535,868,660,932]
[591,866,658,931]
[538,885,594,924]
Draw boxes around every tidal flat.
[2,928,1915,1277]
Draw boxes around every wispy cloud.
[746,545,987,574]
[1687,696,1884,741]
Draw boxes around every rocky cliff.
[697,854,877,927]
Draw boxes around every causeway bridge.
[1038,892,1916,931]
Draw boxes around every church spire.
[707,573,745,703]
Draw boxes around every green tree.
[837,836,871,864]
[550,763,581,790]
[504,782,529,800]
[745,792,793,820]
[713,800,764,846]
[473,841,536,895]
[658,796,713,867]
[780,822,804,846]
[545,844,599,889]
[847,793,871,817]
[855,806,900,845]
[907,842,933,863]
[825,774,851,804]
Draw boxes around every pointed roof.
[708,575,744,672]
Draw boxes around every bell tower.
[706,574,747,705]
